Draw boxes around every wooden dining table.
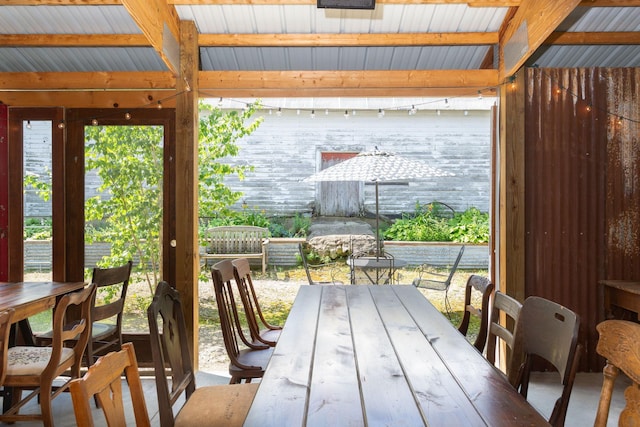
[0,281,87,324]
[244,285,549,426]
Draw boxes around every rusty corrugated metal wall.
[524,68,640,372]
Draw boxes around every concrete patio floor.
[1,370,629,426]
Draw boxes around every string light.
[217,97,223,107]
[477,91,482,100]
[539,69,639,125]
[26,120,32,129]
[408,105,417,115]
[310,110,315,118]
[124,112,131,120]
[276,107,282,117]
[377,109,384,118]
[57,120,65,129]
[91,118,99,126]
[156,101,162,109]
[344,110,349,118]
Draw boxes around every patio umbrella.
[304,149,453,257]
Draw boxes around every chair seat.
[411,278,448,290]
[37,321,116,341]
[259,328,281,343]
[6,346,75,376]
[175,383,259,427]
[230,347,273,379]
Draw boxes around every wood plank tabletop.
[0,281,87,322]
[244,285,549,427]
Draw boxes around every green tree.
[85,125,164,294]
[198,102,263,219]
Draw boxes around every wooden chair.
[0,309,15,387]
[69,342,150,427]
[147,281,258,427]
[211,260,274,384]
[510,296,581,427]
[594,319,640,427]
[412,245,465,316]
[232,257,282,346]
[0,284,96,427]
[485,290,522,379]
[36,261,133,369]
[457,274,494,352]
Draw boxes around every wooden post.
[175,20,200,368]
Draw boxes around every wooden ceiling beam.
[199,32,498,46]
[121,0,181,74]
[199,87,496,97]
[499,0,581,79]
[0,90,177,109]
[199,69,499,90]
[0,72,175,90]
[0,34,150,47]
[545,31,640,45]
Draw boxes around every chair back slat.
[457,274,494,352]
[486,291,522,375]
[232,258,281,347]
[70,343,150,427]
[147,281,196,426]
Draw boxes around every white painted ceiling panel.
[0,6,139,34]
[0,47,166,72]
[558,7,640,32]
[531,45,640,68]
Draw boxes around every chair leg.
[39,388,54,427]
[444,291,452,319]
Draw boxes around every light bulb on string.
[91,118,99,126]
[57,121,65,129]
[310,110,315,118]
[276,107,282,117]
[157,101,162,109]
[26,120,32,129]
[217,97,223,107]
[377,109,384,118]
[344,110,349,119]
[124,112,131,120]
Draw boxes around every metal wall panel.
[524,67,640,371]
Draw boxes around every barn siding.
[524,67,640,372]
[222,108,491,217]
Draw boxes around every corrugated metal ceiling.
[0,3,638,73]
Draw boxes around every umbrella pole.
[375,181,380,260]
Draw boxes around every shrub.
[448,207,490,243]
[384,202,451,242]
[384,202,489,243]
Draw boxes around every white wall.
[223,108,492,217]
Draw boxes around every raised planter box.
[264,238,488,270]
[25,239,489,272]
